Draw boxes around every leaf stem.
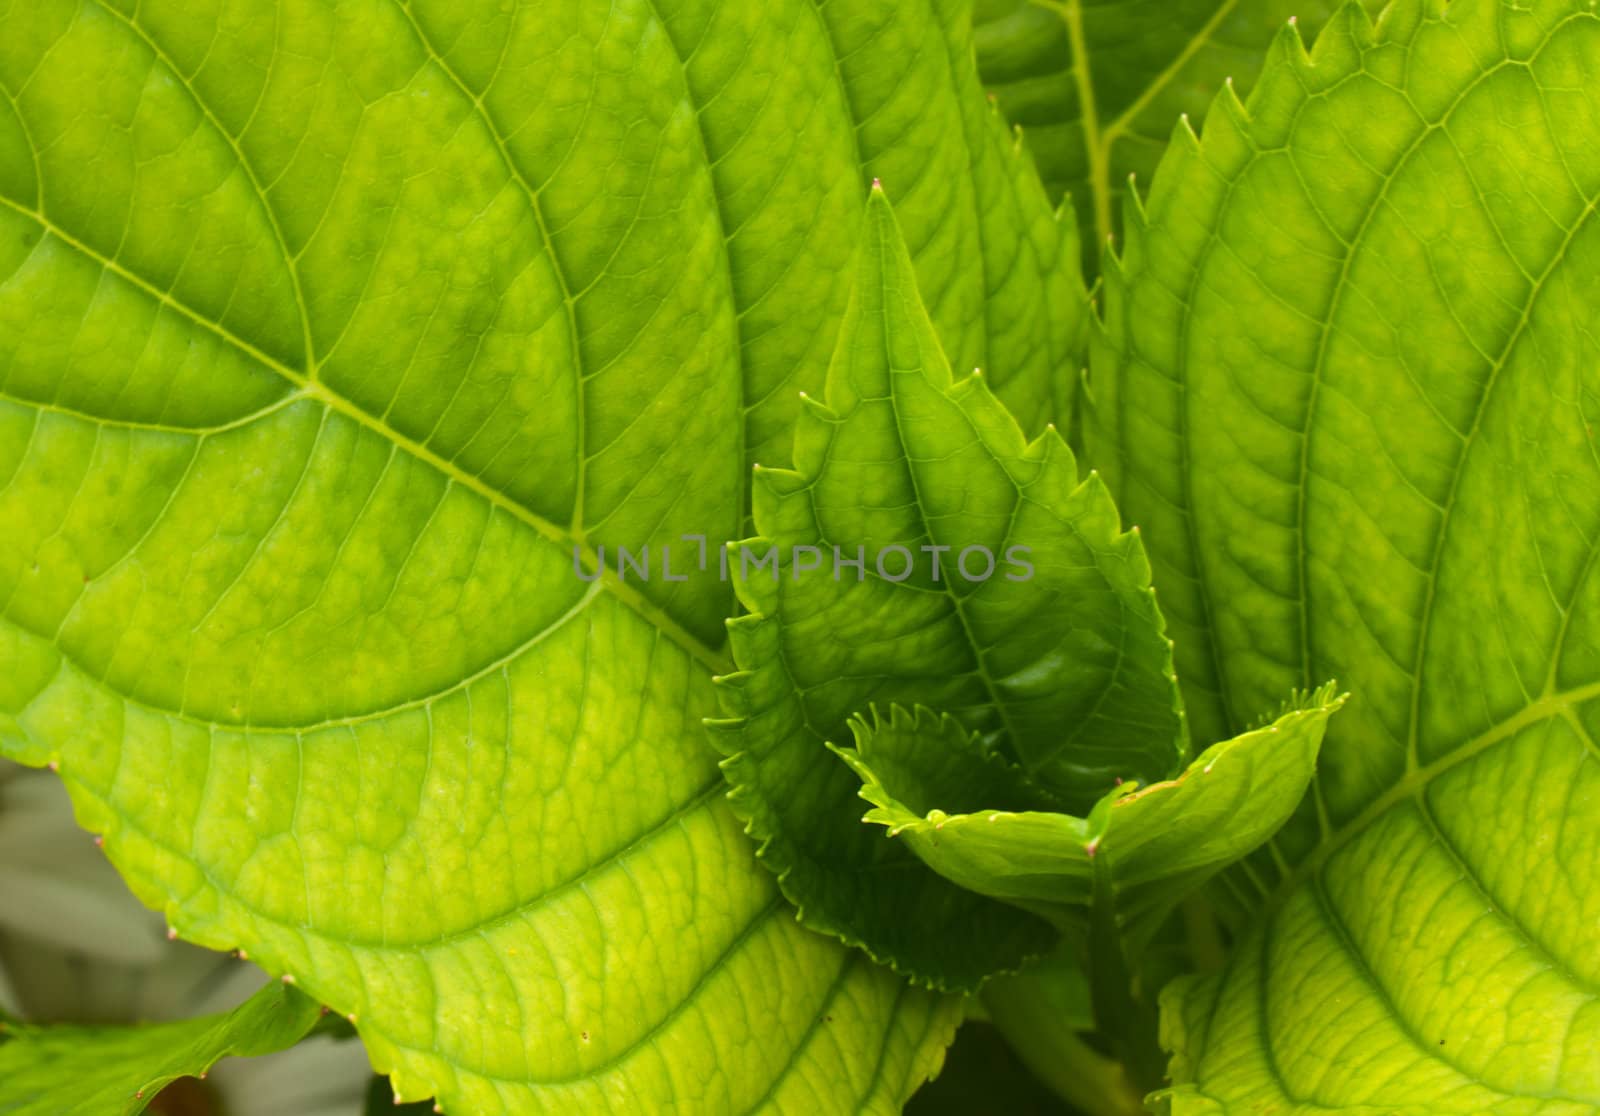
[983,985,1146,1116]
[1181,893,1227,973]
[1037,0,1114,247]
[1088,856,1168,1096]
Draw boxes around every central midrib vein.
[1033,0,1245,246]
[0,195,731,676]
[1054,0,1113,248]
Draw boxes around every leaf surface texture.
[1089,0,1600,1109]
[839,689,1340,950]
[0,1,1084,1110]
[973,0,1383,259]
[717,190,1183,990]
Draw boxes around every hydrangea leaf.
[835,688,1341,949]
[973,0,1384,262]
[1088,0,1600,1109]
[0,0,1085,1111]
[0,981,321,1116]
[713,189,1184,990]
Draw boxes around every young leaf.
[0,1,1083,1111]
[973,0,1384,259]
[1089,0,1600,1108]
[0,981,321,1116]
[714,188,1185,989]
[837,689,1341,950]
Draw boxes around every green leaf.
[0,981,321,1116]
[838,689,1340,948]
[0,1,1085,1111]
[1089,0,1600,1108]
[973,0,1383,262]
[715,188,1184,989]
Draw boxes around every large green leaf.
[0,981,321,1115]
[714,189,1183,990]
[0,1,1085,1111]
[1089,0,1600,1109]
[973,0,1382,262]
[835,689,1340,1105]
[838,688,1340,949]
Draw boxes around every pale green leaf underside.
[973,0,1383,259]
[1089,0,1600,1110]
[0,981,320,1116]
[0,0,1087,1111]
[715,190,1180,990]
[840,690,1339,951]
